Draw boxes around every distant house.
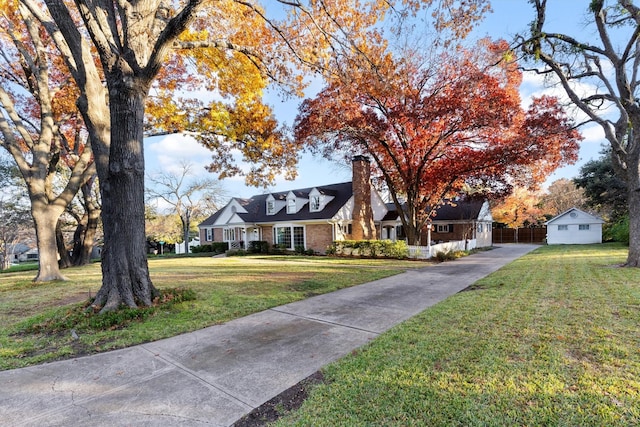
[199,156,493,253]
[545,207,604,245]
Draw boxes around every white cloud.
[146,133,213,175]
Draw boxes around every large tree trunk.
[91,81,158,312]
[32,204,66,282]
[56,219,73,269]
[71,206,100,266]
[626,161,640,266]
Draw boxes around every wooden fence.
[492,227,547,244]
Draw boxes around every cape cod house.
[198,156,493,253]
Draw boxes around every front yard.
[274,244,640,426]
[0,256,420,370]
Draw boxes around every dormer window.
[308,187,332,212]
[266,194,277,215]
[310,195,321,212]
[287,197,296,214]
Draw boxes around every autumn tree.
[295,37,581,244]
[146,162,225,253]
[0,3,94,281]
[145,204,182,250]
[17,0,447,311]
[540,178,586,217]
[491,187,545,242]
[519,0,640,266]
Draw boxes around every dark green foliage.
[328,240,409,259]
[226,249,248,256]
[574,149,627,221]
[191,242,229,254]
[604,215,629,245]
[248,240,270,254]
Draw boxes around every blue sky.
[145,1,606,202]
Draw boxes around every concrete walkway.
[0,244,538,426]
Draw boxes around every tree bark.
[91,81,158,312]
[56,219,72,268]
[32,204,66,281]
[626,151,640,266]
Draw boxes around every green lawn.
[274,244,640,426]
[0,255,420,370]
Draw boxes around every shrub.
[191,242,229,254]
[226,249,248,257]
[604,216,629,245]
[434,249,466,262]
[191,244,212,253]
[248,241,269,254]
[328,240,409,259]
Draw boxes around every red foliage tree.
[295,40,581,244]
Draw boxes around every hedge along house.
[198,156,387,253]
[199,156,494,253]
[545,207,604,245]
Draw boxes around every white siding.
[546,208,604,245]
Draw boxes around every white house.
[545,207,604,245]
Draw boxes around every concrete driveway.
[0,244,538,426]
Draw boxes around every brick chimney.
[351,155,376,240]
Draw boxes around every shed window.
[558,225,568,231]
[579,224,590,231]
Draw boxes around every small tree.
[146,162,225,254]
[491,187,545,243]
[540,178,586,217]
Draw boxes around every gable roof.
[545,207,604,225]
[199,182,354,226]
[430,199,488,221]
[382,198,489,222]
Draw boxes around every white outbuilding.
[545,207,605,245]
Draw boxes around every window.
[275,227,292,247]
[558,225,568,231]
[310,196,321,211]
[224,228,236,241]
[287,198,296,214]
[274,225,305,249]
[579,224,590,231]
[205,228,213,241]
[437,224,451,233]
[477,223,483,233]
[293,227,304,247]
[341,223,353,235]
[267,200,275,215]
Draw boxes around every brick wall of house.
[213,228,223,242]
[306,223,333,254]
[260,226,272,244]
